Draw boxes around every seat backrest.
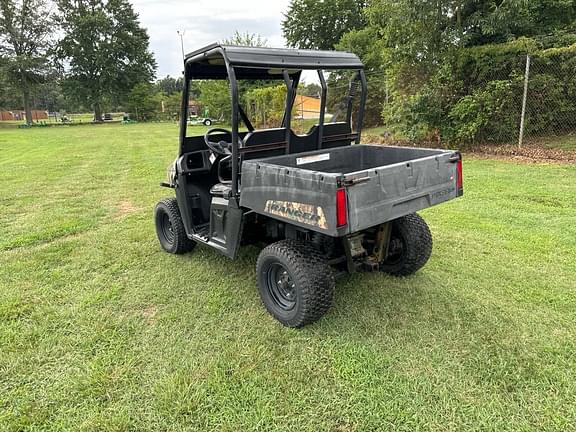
[241,128,288,160]
[240,122,354,161]
[289,128,319,154]
[320,122,354,148]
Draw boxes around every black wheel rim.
[160,212,174,244]
[266,263,296,311]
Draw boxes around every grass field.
[1,123,575,431]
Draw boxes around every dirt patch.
[142,305,158,323]
[117,200,139,217]
[468,144,576,164]
[363,134,576,164]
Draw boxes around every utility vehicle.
[154,44,463,327]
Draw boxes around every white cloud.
[132,0,291,78]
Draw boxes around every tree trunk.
[22,78,33,126]
[94,102,102,122]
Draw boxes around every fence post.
[518,54,531,148]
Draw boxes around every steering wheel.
[204,128,233,155]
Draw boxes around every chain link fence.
[332,49,576,149]
[519,54,576,147]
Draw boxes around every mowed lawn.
[1,123,575,431]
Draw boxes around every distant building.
[0,110,48,121]
[0,111,14,121]
[29,110,48,120]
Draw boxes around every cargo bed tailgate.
[343,150,461,233]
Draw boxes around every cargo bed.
[240,144,462,236]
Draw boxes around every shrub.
[448,79,520,144]
[244,85,288,128]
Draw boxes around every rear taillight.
[456,159,463,195]
[336,188,347,227]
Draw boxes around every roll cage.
[180,43,367,196]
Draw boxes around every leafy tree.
[282,0,367,50]
[197,31,269,124]
[300,82,321,98]
[162,92,181,120]
[127,82,160,121]
[197,80,230,121]
[0,57,21,109]
[245,85,288,128]
[331,0,576,140]
[155,75,183,95]
[221,31,268,47]
[460,0,576,46]
[0,0,57,124]
[57,0,156,121]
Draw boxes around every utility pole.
[177,30,186,64]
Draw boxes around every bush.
[127,83,162,121]
[448,79,520,144]
[244,85,288,128]
[381,39,576,146]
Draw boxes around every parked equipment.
[154,44,463,327]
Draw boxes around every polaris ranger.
[154,44,463,327]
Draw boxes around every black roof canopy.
[184,43,364,80]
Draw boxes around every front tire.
[256,240,335,327]
[379,213,432,276]
[154,198,196,254]
[203,119,212,126]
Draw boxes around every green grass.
[0,113,125,129]
[1,123,576,431]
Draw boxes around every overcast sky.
[132,0,291,78]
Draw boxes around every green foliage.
[162,93,182,119]
[282,0,367,50]
[0,0,57,123]
[155,75,184,96]
[197,80,231,122]
[57,0,156,121]
[448,80,519,144]
[300,82,321,98]
[221,31,268,47]
[127,83,161,121]
[244,85,287,128]
[337,27,387,127]
[329,0,576,144]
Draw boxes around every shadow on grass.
[178,241,510,350]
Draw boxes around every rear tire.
[256,240,334,327]
[154,198,196,254]
[379,213,432,276]
[203,119,212,126]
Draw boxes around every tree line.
[0,0,156,124]
[0,3,294,125]
[283,0,576,144]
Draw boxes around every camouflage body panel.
[264,200,328,229]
